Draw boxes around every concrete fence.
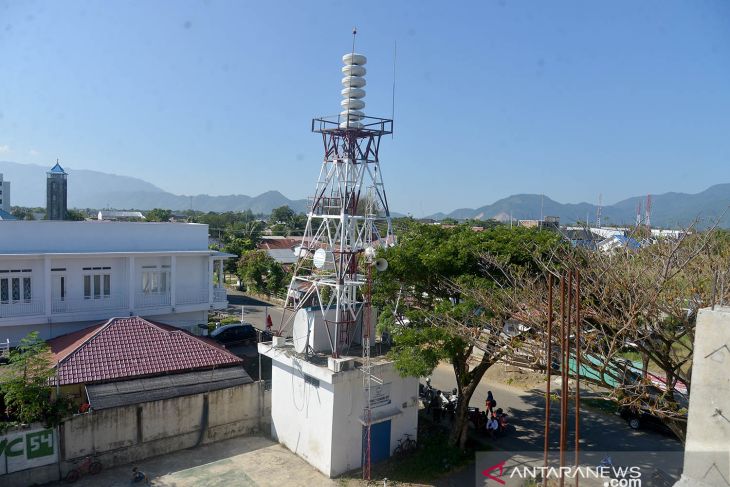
[0,381,272,486]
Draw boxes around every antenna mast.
[645,194,652,229]
[278,30,393,480]
[596,193,602,228]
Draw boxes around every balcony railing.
[135,292,171,309]
[0,299,44,318]
[213,288,227,303]
[176,288,210,305]
[52,295,129,314]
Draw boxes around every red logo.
[482,460,506,484]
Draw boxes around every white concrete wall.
[330,363,419,477]
[269,358,336,476]
[262,344,419,478]
[0,221,208,253]
[678,307,730,487]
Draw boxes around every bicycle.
[393,433,417,456]
[65,455,102,483]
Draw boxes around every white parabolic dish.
[292,309,310,354]
[313,248,327,269]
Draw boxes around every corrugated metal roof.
[266,248,298,264]
[86,367,253,409]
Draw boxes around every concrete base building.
[0,221,232,344]
[259,338,419,478]
[675,307,730,487]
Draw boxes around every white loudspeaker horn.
[374,258,389,272]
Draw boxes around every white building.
[97,210,146,221]
[0,173,10,213]
[0,221,232,344]
[259,310,419,478]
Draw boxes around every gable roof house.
[48,316,251,410]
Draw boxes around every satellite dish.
[374,258,389,272]
[292,309,310,354]
[313,248,327,269]
[364,246,376,260]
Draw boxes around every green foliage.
[0,332,73,427]
[268,205,307,236]
[65,209,87,221]
[145,208,173,222]
[237,250,287,295]
[223,237,257,273]
[10,206,38,220]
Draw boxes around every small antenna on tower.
[391,40,397,138]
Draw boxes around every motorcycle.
[419,377,436,404]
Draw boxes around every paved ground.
[213,295,684,486]
[428,362,684,486]
[49,436,336,487]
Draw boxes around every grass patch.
[345,420,486,485]
[372,432,473,483]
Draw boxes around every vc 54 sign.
[0,427,57,475]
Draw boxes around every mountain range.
[426,184,730,229]
[0,161,308,214]
[2,160,729,228]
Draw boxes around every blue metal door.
[363,419,391,465]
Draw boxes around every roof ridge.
[56,317,117,366]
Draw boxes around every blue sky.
[1,0,728,216]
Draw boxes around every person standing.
[486,390,496,415]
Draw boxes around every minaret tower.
[280,31,393,359]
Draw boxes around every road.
[429,362,683,486]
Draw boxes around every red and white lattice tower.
[279,35,393,361]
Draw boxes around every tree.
[223,237,257,273]
[66,209,86,221]
[237,250,287,295]
[496,227,730,442]
[0,332,73,427]
[146,208,172,222]
[375,223,562,448]
[269,205,296,226]
[10,207,36,220]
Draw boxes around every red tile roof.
[48,317,243,386]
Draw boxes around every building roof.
[265,248,299,265]
[85,367,253,410]
[48,316,244,386]
[48,162,67,175]
[0,209,17,221]
[97,210,146,220]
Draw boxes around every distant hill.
[427,185,730,229]
[3,160,729,226]
[0,161,308,214]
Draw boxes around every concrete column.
[128,256,135,314]
[676,306,730,487]
[218,260,224,288]
[170,255,177,310]
[208,257,214,304]
[44,255,51,318]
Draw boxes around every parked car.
[210,323,266,346]
[618,404,683,438]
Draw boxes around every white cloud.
[29,149,40,156]
[0,144,10,153]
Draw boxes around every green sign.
[1,427,57,475]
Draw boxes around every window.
[141,265,170,294]
[0,269,32,303]
[83,267,111,299]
